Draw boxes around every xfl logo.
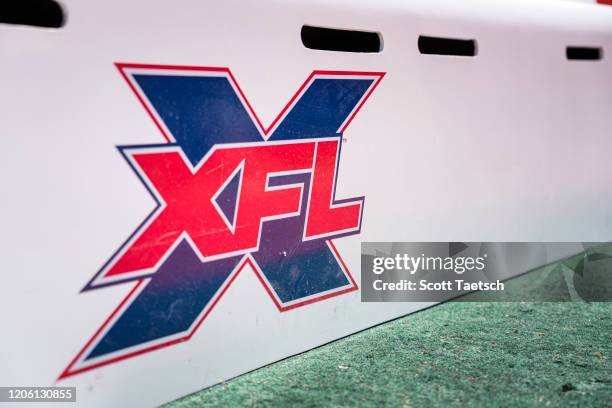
[60,64,384,379]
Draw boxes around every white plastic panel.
[1,0,612,406]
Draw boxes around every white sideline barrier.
[1,0,612,406]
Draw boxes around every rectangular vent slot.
[418,35,477,57]
[566,46,602,61]
[0,0,65,28]
[301,25,382,53]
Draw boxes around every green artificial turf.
[166,252,612,408]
